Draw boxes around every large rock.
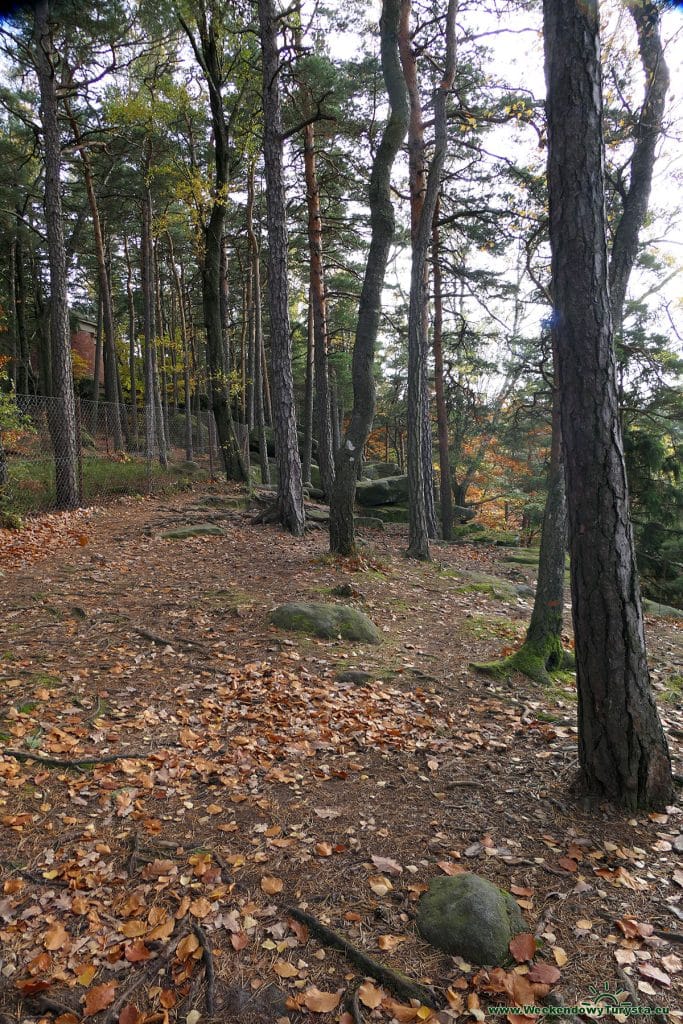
[161,523,225,539]
[270,602,381,643]
[416,873,526,965]
[364,461,401,480]
[356,475,409,507]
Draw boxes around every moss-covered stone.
[363,461,401,480]
[354,516,384,530]
[161,523,225,539]
[370,505,410,524]
[269,602,381,643]
[643,599,683,620]
[417,874,527,965]
[356,475,409,507]
[336,669,374,685]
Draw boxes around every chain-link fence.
[0,394,248,521]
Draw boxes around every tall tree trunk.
[431,198,453,540]
[67,105,122,449]
[399,0,456,560]
[13,221,31,396]
[489,0,672,691]
[329,0,409,555]
[167,235,193,461]
[123,236,139,448]
[543,0,671,809]
[258,0,305,535]
[91,291,103,432]
[179,11,247,483]
[33,0,79,508]
[301,294,314,486]
[245,167,270,486]
[303,120,335,500]
[609,1,669,345]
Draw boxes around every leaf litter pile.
[0,488,682,1024]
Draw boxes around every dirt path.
[0,487,682,1024]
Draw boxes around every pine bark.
[303,120,335,500]
[400,0,456,560]
[258,0,305,535]
[33,0,79,508]
[543,0,671,808]
[328,0,409,555]
[179,11,247,483]
[431,199,453,540]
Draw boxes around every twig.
[616,966,668,1024]
[652,928,683,944]
[193,922,215,1016]
[0,860,70,888]
[132,627,211,654]
[103,921,190,1024]
[128,831,140,877]
[286,907,439,1008]
[1,748,158,767]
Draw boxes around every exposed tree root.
[193,922,216,1016]
[1,748,163,768]
[286,907,439,1008]
[344,980,365,1023]
[102,921,190,1024]
[133,627,211,653]
[471,636,575,686]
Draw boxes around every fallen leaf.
[230,931,249,950]
[124,941,153,963]
[509,932,536,963]
[76,964,98,986]
[371,854,403,876]
[552,947,568,967]
[189,897,212,919]
[261,875,283,895]
[638,963,671,987]
[314,842,333,857]
[527,963,561,985]
[84,981,117,1016]
[118,1006,142,1024]
[302,986,341,1012]
[273,960,298,978]
[378,934,405,951]
[44,922,69,951]
[359,980,383,1008]
[368,874,393,896]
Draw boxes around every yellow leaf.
[553,946,568,967]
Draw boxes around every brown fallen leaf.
[359,980,383,1008]
[302,986,342,1012]
[314,842,333,857]
[118,1006,142,1024]
[44,922,69,951]
[84,981,117,1016]
[273,960,298,978]
[368,874,393,896]
[377,934,405,952]
[371,854,403,876]
[124,941,153,963]
[509,932,536,963]
[261,875,283,894]
[189,896,212,919]
[527,962,561,985]
[637,963,671,987]
[230,931,249,950]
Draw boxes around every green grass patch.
[2,455,205,516]
[658,674,683,703]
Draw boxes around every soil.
[0,484,681,1024]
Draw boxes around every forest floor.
[0,482,682,1024]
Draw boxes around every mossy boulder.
[643,599,683,620]
[417,874,526,965]
[270,602,381,643]
[371,505,410,524]
[174,460,202,474]
[364,461,401,480]
[355,516,384,530]
[356,475,409,507]
[161,523,225,539]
